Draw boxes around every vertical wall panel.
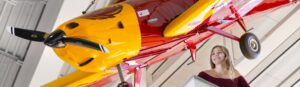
[17,2,44,59]
[0,0,46,87]
[0,55,7,87]
[0,1,13,50]
[0,1,10,38]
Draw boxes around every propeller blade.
[64,38,109,53]
[6,26,109,53]
[6,26,49,42]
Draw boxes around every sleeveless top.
[198,72,250,87]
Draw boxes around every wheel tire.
[239,33,261,59]
[117,82,130,87]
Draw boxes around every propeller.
[6,26,48,42]
[5,26,109,53]
[64,38,110,53]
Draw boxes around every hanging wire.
[82,0,96,14]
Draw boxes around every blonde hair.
[210,45,236,79]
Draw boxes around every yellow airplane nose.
[52,3,141,72]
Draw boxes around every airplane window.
[79,5,123,19]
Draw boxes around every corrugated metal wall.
[0,0,45,87]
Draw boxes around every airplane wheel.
[117,82,131,87]
[239,33,260,59]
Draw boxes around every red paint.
[247,0,294,15]
[134,67,142,87]
[127,0,198,48]
[87,0,296,86]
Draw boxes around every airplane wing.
[247,0,298,15]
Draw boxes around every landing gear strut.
[117,64,131,87]
[207,27,261,59]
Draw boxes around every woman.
[198,45,250,87]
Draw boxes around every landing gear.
[117,82,130,87]
[116,64,132,87]
[239,33,260,59]
[206,5,261,59]
[207,26,261,59]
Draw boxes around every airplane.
[5,0,299,86]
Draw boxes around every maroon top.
[198,72,250,87]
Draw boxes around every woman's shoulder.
[198,70,215,77]
[232,69,242,78]
[201,69,214,74]
[199,70,211,75]
[198,70,213,79]
[232,69,250,86]
[200,69,243,79]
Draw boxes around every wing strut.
[207,26,240,41]
[229,5,247,32]
[117,64,132,87]
[185,41,197,65]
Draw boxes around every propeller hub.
[44,30,66,48]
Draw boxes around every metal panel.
[0,0,45,87]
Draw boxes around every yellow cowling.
[53,3,141,72]
[163,0,219,37]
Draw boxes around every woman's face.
[211,47,226,65]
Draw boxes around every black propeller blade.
[6,26,48,42]
[64,38,110,53]
[6,26,110,53]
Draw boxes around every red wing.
[247,0,297,15]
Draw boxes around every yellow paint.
[43,70,116,87]
[163,0,219,37]
[53,3,141,72]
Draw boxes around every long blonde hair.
[210,45,236,79]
